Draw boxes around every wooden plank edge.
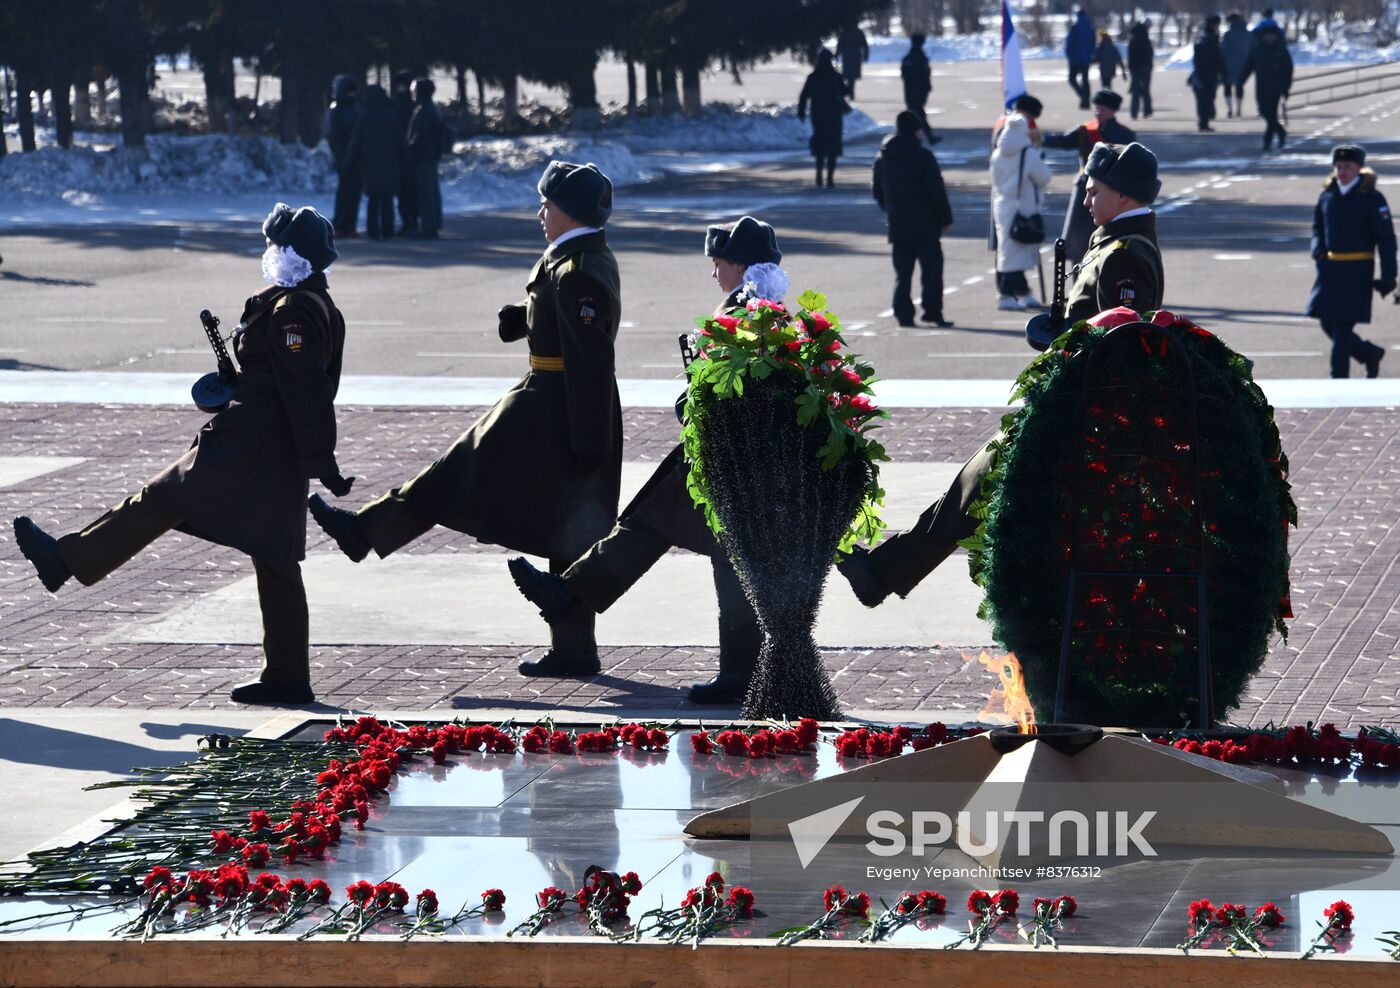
[0,935,1393,988]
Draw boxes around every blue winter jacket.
[1065,13,1096,65]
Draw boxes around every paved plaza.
[3,56,1400,859]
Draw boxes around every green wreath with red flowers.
[960,309,1297,726]
[680,290,887,552]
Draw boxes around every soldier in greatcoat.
[309,161,622,677]
[1307,144,1397,378]
[508,217,785,702]
[13,205,349,705]
[837,143,1165,606]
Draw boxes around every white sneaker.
[1019,294,1046,310]
[997,295,1026,311]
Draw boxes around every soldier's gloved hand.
[498,304,528,342]
[1375,278,1397,298]
[319,471,355,497]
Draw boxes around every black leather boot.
[689,559,760,704]
[308,494,371,562]
[14,517,71,593]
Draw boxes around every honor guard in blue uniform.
[1307,144,1397,378]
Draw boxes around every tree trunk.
[202,50,236,134]
[568,58,601,130]
[625,57,637,117]
[643,58,660,116]
[455,64,467,108]
[297,62,325,146]
[660,53,680,115]
[680,61,701,116]
[113,56,149,162]
[502,75,520,131]
[51,73,74,149]
[475,72,486,130]
[73,70,92,128]
[15,70,37,151]
[278,56,299,144]
[95,74,109,120]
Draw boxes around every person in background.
[798,50,851,189]
[1191,14,1224,132]
[1095,29,1125,90]
[391,70,419,236]
[837,21,870,99]
[900,33,936,141]
[873,110,954,327]
[991,95,1051,312]
[1042,88,1135,264]
[407,78,447,239]
[324,74,360,238]
[1127,20,1154,119]
[1253,7,1282,37]
[1240,23,1293,151]
[1221,12,1252,118]
[1306,144,1396,379]
[347,84,408,241]
[1065,10,1096,109]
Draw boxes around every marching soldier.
[1041,89,1136,263]
[1306,144,1396,378]
[13,204,349,705]
[309,161,622,677]
[508,217,784,702]
[837,142,1164,606]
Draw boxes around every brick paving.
[2,402,1398,729]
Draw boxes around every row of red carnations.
[1157,723,1400,769]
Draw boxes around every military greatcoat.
[146,274,345,563]
[379,231,623,561]
[1064,210,1165,325]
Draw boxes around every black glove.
[1377,278,1397,298]
[319,470,355,497]
[498,303,527,343]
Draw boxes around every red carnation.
[210,829,236,853]
[416,889,440,915]
[796,718,820,748]
[346,880,376,905]
[247,810,272,832]
[1216,902,1247,925]
[1324,899,1353,931]
[967,890,994,914]
[727,886,755,914]
[1054,894,1077,918]
[537,886,567,911]
[681,888,704,910]
[844,891,871,917]
[481,888,506,911]
[994,888,1019,915]
[918,890,947,914]
[621,871,643,895]
[241,842,272,867]
[691,731,714,753]
[1254,902,1284,928]
[374,881,409,910]
[142,866,175,893]
[307,879,332,904]
[823,884,848,911]
[1187,898,1214,925]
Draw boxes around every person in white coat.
[991,95,1052,311]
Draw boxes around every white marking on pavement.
[0,455,88,489]
[6,372,1400,408]
[1212,253,1253,260]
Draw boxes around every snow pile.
[1164,35,1400,69]
[1,103,877,220]
[866,31,1057,63]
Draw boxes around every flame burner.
[989,723,1103,757]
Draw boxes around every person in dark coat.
[836,142,1165,608]
[1221,12,1252,117]
[1127,20,1154,119]
[1095,30,1124,89]
[309,162,622,678]
[1306,145,1397,378]
[837,22,869,99]
[13,205,349,706]
[1065,10,1096,109]
[392,70,419,236]
[1191,15,1224,132]
[1041,88,1136,263]
[508,218,784,703]
[324,74,360,237]
[873,110,954,328]
[798,50,850,188]
[900,34,935,141]
[1240,24,1293,150]
[347,84,409,241]
[407,78,447,239]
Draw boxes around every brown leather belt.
[1326,251,1374,262]
[529,353,565,372]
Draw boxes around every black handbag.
[1009,148,1045,245]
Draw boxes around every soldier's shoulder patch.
[1112,239,1131,251]
[284,326,303,352]
[577,297,599,324]
[1381,204,1391,218]
[1116,279,1137,303]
